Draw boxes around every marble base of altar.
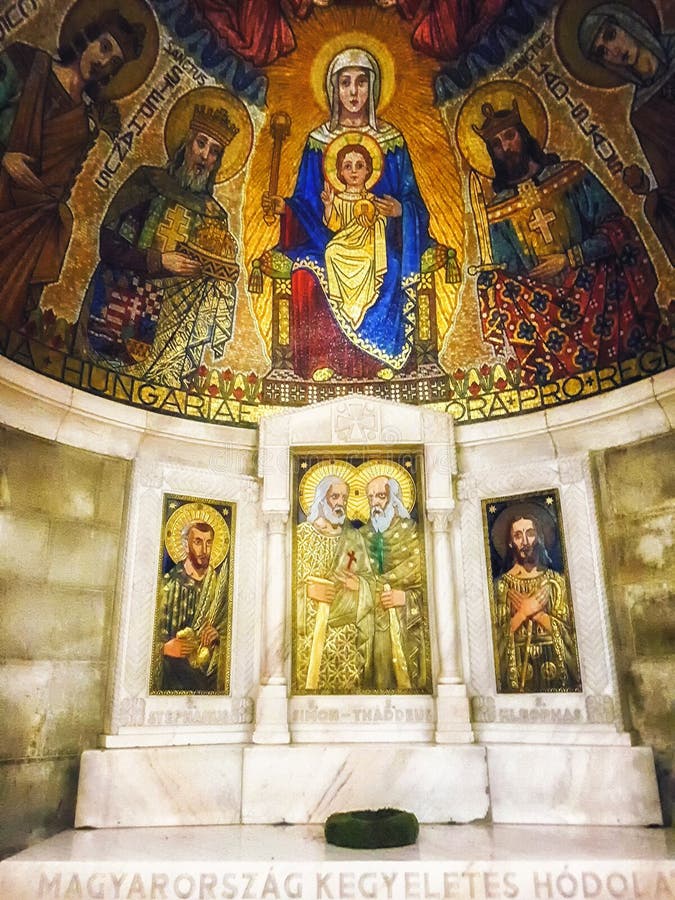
[73,742,662,829]
[1,824,673,900]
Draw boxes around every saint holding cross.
[294,463,376,694]
[455,84,665,387]
[79,86,252,388]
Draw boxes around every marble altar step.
[1,824,672,900]
[73,743,662,829]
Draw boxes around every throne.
[249,243,460,406]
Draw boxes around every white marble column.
[428,510,474,743]
[252,511,290,744]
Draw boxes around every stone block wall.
[0,425,129,858]
[592,431,675,826]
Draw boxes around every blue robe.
[281,125,432,372]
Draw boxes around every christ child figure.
[322,142,388,329]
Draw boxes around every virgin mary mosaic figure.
[263,47,433,382]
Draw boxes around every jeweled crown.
[190,105,239,148]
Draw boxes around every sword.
[467,170,502,276]
[519,618,534,693]
[305,576,333,690]
[384,582,412,691]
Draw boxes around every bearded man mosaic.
[483,491,581,694]
[151,495,234,694]
[0,0,672,424]
[293,454,431,695]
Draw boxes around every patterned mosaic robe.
[324,192,387,329]
[152,561,228,693]
[361,515,429,692]
[477,161,663,386]
[80,166,237,389]
[492,569,581,694]
[295,521,374,693]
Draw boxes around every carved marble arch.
[254,395,474,744]
[456,453,632,748]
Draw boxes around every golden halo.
[351,461,416,524]
[164,87,254,184]
[59,0,159,101]
[298,461,358,518]
[310,33,395,112]
[165,502,230,568]
[554,0,660,89]
[455,80,549,178]
[323,132,384,192]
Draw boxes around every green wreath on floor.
[324,808,419,849]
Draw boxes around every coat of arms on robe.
[150,495,234,694]
[483,491,582,695]
[78,86,253,392]
[292,453,432,695]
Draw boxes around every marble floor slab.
[1,824,672,899]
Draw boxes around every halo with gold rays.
[59,0,159,101]
[244,6,464,355]
[323,131,384,192]
[455,80,549,178]
[298,460,358,518]
[554,0,660,89]
[310,31,395,111]
[165,501,230,568]
[351,461,415,523]
[164,87,254,184]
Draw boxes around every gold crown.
[190,105,239,148]
[472,100,522,142]
[191,217,237,261]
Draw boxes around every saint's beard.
[188,552,210,571]
[514,540,540,566]
[320,501,346,526]
[176,157,211,193]
[370,502,395,533]
[502,150,532,183]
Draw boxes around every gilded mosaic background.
[0,0,672,425]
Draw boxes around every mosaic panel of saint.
[484,492,581,694]
[151,497,234,694]
[293,456,432,695]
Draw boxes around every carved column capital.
[264,511,289,533]
[427,509,453,532]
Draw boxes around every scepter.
[263,111,291,226]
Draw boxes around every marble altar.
[1,362,671,890]
[1,824,673,900]
[63,395,662,830]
